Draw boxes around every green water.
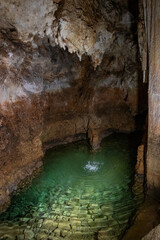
[0,134,144,240]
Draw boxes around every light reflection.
[84,161,103,172]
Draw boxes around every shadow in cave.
[128,0,148,190]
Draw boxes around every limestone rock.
[142,225,160,240]
[0,0,58,43]
[136,144,145,175]
[0,0,134,68]
[24,229,34,239]
[42,219,58,231]
[0,0,147,211]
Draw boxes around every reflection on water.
[0,133,144,240]
[84,160,103,172]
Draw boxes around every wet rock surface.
[0,0,147,210]
[123,196,160,240]
[142,225,160,240]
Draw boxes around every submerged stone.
[0,134,144,239]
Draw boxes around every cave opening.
[0,0,160,239]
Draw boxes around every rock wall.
[142,0,160,197]
[0,0,147,211]
[142,224,160,240]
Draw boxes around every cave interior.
[0,0,160,239]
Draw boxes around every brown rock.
[136,144,145,175]
[142,225,160,240]
[0,0,147,211]
[53,0,61,3]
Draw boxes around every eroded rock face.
[0,0,137,68]
[146,1,160,198]
[0,0,147,211]
[142,225,160,240]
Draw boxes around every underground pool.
[0,133,144,240]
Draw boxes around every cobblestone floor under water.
[0,133,144,240]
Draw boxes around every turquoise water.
[0,134,144,240]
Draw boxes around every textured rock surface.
[136,144,145,176]
[122,197,160,240]
[0,0,147,211]
[142,224,160,240]
[0,0,140,68]
[143,0,160,197]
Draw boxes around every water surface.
[0,133,144,240]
